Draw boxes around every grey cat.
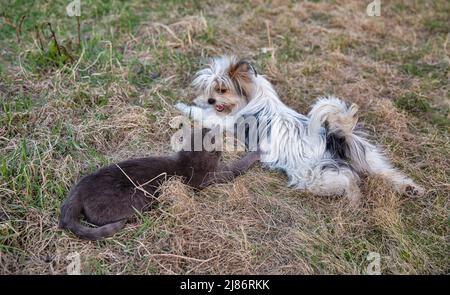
[59,128,260,240]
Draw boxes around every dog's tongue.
[215,104,225,112]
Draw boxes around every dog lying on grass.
[176,56,425,204]
[59,128,260,240]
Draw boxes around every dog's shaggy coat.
[176,56,424,203]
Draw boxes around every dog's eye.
[217,88,227,94]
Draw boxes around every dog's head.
[191,56,257,115]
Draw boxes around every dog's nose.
[207,98,216,104]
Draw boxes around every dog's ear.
[229,60,257,79]
[229,60,257,98]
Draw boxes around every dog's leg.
[307,164,361,205]
[175,102,230,129]
[200,151,260,187]
[355,145,425,197]
[314,96,425,198]
[175,102,206,120]
[193,95,210,108]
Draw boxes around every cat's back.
[69,155,180,201]
[114,155,180,183]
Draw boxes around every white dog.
[176,56,424,203]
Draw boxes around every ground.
[0,0,449,274]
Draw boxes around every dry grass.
[0,0,448,274]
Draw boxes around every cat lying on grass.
[59,128,260,240]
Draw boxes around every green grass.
[423,19,450,34]
[394,93,449,130]
[399,62,449,80]
[395,93,431,114]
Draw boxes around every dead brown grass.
[0,0,448,274]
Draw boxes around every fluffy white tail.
[308,96,358,137]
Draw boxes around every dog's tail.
[308,96,369,163]
[59,192,126,240]
[308,96,359,137]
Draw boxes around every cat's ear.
[201,128,211,138]
[204,125,225,150]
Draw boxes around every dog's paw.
[175,102,190,113]
[346,186,362,207]
[193,96,209,108]
[403,184,425,198]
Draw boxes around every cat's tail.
[59,191,126,240]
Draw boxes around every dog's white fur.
[176,56,424,204]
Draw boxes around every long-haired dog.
[176,56,424,204]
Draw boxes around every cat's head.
[178,128,223,169]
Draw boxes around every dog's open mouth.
[215,104,225,112]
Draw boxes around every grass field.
[0,0,449,274]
